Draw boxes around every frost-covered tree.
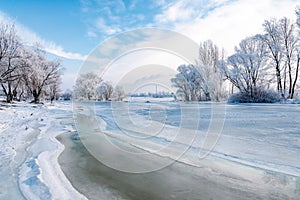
[0,22,63,104]
[219,35,269,98]
[22,48,62,103]
[47,80,61,103]
[73,72,102,100]
[113,85,125,101]
[297,6,300,27]
[277,17,300,99]
[73,73,118,101]
[197,40,225,101]
[294,7,300,98]
[0,23,22,103]
[261,17,300,99]
[15,78,27,101]
[97,81,113,101]
[171,64,203,101]
[262,19,284,97]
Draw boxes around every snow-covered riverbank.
[0,102,86,200]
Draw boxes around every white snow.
[0,101,87,200]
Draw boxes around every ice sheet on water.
[94,102,300,177]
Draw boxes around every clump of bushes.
[228,89,281,103]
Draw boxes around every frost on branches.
[0,22,62,103]
[73,72,125,101]
[171,40,225,102]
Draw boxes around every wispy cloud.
[0,11,87,61]
[86,30,97,38]
[44,46,87,61]
[154,0,234,24]
[155,0,198,23]
[80,0,168,39]
[95,17,122,35]
[80,0,126,38]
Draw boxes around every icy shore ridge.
[0,102,86,200]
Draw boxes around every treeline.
[172,7,300,103]
[0,23,62,103]
[130,91,175,98]
[73,72,125,101]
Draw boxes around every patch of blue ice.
[23,158,52,200]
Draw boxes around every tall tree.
[262,19,284,97]
[171,64,203,101]
[197,40,225,101]
[278,17,299,98]
[262,17,300,99]
[73,72,102,100]
[112,85,125,101]
[293,7,300,99]
[0,23,22,103]
[22,49,62,103]
[219,35,268,98]
[97,81,113,101]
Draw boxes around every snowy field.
[0,100,300,199]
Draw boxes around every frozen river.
[68,101,300,199]
[87,101,300,176]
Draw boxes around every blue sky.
[1,0,300,90]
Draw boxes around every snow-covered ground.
[0,101,86,200]
[1,100,300,199]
